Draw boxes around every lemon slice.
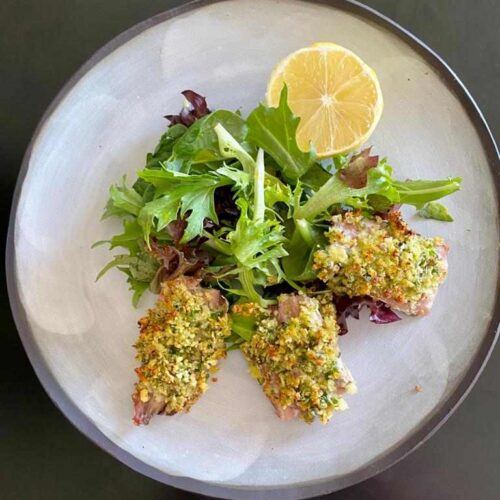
[266,42,383,157]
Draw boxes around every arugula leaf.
[136,167,234,244]
[166,110,247,172]
[247,86,315,182]
[131,124,187,200]
[300,156,348,190]
[300,163,333,190]
[417,202,454,221]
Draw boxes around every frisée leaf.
[136,167,235,244]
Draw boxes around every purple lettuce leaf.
[334,295,401,335]
[164,90,210,127]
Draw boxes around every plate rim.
[6,0,500,497]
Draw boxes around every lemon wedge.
[266,42,383,157]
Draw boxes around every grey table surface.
[1,0,498,499]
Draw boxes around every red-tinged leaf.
[340,148,379,189]
[164,90,210,127]
[182,90,209,118]
[333,295,401,335]
[148,240,210,292]
[368,301,402,324]
[166,219,187,246]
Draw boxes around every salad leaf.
[295,163,398,220]
[103,176,145,219]
[164,90,210,127]
[132,124,188,203]
[216,123,294,212]
[282,219,324,281]
[148,241,210,290]
[339,148,379,188]
[393,178,462,208]
[97,87,463,314]
[99,219,144,253]
[230,311,257,341]
[223,199,287,273]
[215,164,251,193]
[264,173,293,210]
[204,198,287,304]
[300,163,334,190]
[253,148,266,222]
[334,295,401,335]
[208,129,288,303]
[417,201,454,221]
[96,250,160,306]
[247,86,315,182]
[129,279,151,308]
[136,167,234,244]
[225,332,246,351]
[144,124,187,170]
[295,159,462,221]
[214,123,256,174]
[166,110,247,172]
[95,253,159,283]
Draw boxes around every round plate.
[7,0,499,498]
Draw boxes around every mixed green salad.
[95,88,461,348]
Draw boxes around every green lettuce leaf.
[229,311,257,341]
[215,123,293,211]
[145,124,187,170]
[95,244,160,307]
[282,219,325,281]
[214,122,256,174]
[132,124,188,200]
[393,178,462,208]
[247,86,315,182]
[102,176,145,219]
[295,163,398,220]
[93,219,144,253]
[166,110,247,172]
[417,201,454,221]
[295,159,462,221]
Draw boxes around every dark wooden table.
[1,1,498,499]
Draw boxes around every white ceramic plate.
[7,0,499,498]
